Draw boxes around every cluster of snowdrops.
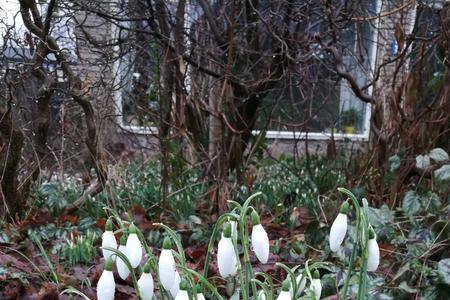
[91,188,380,300]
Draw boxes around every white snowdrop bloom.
[138,260,154,300]
[257,290,267,300]
[277,279,292,300]
[196,293,206,300]
[310,270,322,300]
[116,234,130,280]
[174,279,190,300]
[101,219,117,260]
[97,258,115,300]
[251,211,270,264]
[159,237,177,290]
[367,229,380,272]
[290,273,306,298]
[217,222,238,278]
[329,202,349,252]
[170,270,181,297]
[126,223,143,268]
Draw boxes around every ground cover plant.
[0,155,449,299]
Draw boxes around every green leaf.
[429,148,449,162]
[415,155,430,169]
[438,258,450,285]
[434,164,450,181]
[398,281,418,293]
[402,191,422,216]
[424,192,441,213]
[368,205,394,227]
[388,155,401,172]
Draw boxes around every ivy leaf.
[438,258,450,285]
[429,148,449,162]
[402,191,421,216]
[398,281,418,293]
[415,155,430,169]
[424,192,441,213]
[434,164,450,181]
[388,155,401,172]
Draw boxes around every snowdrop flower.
[170,270,181,297]
[126,223,143,268]
[289,273,306,298]
[310,270,322,300]
[251,211,270,264]
[276,279,292,300]
[329,201,349,252]
[217,222,238,278]
[101,218,117,260]
[116,234,130,280]
[138,260,154,300]
[159,237,177,290]
[195,285,206,300]
[97,258,115,300]
[174,279,190,300]
[367,228,380,272]
[257,290,267,300]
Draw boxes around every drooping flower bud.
[101,218,117,260]
[276,279,292,300]
[126,223,143,268]
[138,259,154,300]
[251,211,270,264]
[174,279,190,300]
[159,237,177,290]
[329,201,349,252]
[310,270,322,300]
[217,222,238,278]
[116,233,130,280]
[97,258,115,300]
[367,228,380,272]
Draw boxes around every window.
[114,0,380,140]
[256,0,380,140]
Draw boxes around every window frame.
[112,0,382,141]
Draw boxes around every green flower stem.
[254,272,275,300]
[337,188,371,300]
[239,192,262,299]
[252,278,273,300]
[102,246,142,300]
[178,266,226,300]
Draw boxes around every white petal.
[138,272,154,300]
[170,271,181,297]
[175,290,189,300]
[257,290,267,300]
[252,224,270,264]
[290,274,306,297]
[97,270,115,300]
[197,293,206,300]
[116,245,130,280]
[101,231,117,260]
[159,249,176,290]
[310,279,322,300]
[329,213,347,252]
[217,237,237,278]
[276,290,291,300]
[126,233,142,268]
[367,238,380,271]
